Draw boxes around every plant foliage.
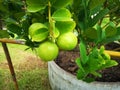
[0,0,120,82]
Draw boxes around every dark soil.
[55,42,120,82]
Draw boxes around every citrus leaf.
[55,21,76,34]
[99,45,105,54]
[52,8,72,21]
[76,58,87,79]
[7,24,22,35]
[26,0,47,12]
[89,5,101,16]
[0,2,8,13]
[101,28,120,43]
[88,50,102,71]
[90,71,102,78]
[75,58,85,72]
[52,0,72,9]
[89,0,106,10]
[109,21,116,27]
[5,18,17,24]
[105,26,117,37]
[0,30,9,38]
[85,27,98,39]
[96,25,104,43]
[79,40,88,64]
[83,77,95,83]
[76,69,87,80]
[101,60,118,69]
[89,8,109,27]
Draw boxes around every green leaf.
[76,69,87,80]
[14,12,25,20]
[79,40,88,64]
[52,0,72,9]
[5,18,17,24]
[55,21,76,34]
[89,5,101,16]
[52,8,72,21]
[76,58,87,80]
[89,0,106,10]
[91,71,102,77]
[99,45,105,54]
[75,58,85,72]
[0,2,8,13]
[96,25,104,43]
[102,35,120,44]
[105,26,117,37]
[26,0,48,12]
[101,53,111,60]
[21,19,30,34]
[7,24,22,35]
[88,48,107,71]
[0,30,9,38]
[85,27,98,39]
[101,60,118,69]
[83,77,95,83]
[89,58,102,71]
[89,8,109,27]
[109,21,116,27]
[101,27,120,43]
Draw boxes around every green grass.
[0,43,51,90]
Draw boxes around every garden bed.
[55,42,120,82]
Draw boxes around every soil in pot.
[55,42,120,82]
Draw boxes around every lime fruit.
[29,23,49,42]
[57,32,78,50]
[37,41,59,61]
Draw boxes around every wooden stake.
[2,43,19,90]
[0,38,25,45]
[0,19,19,90]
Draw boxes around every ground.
[0,43,51,90]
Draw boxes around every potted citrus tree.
[47,0,120,90]
[0,0,120,90]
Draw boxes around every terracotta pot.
[48,61,120,90]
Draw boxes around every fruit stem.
[48,1,55,42]
[48,1,51,23]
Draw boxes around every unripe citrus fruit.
[57,32,78,50]
[37,41,59,61]
[29,23,49,42]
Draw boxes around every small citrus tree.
[0,0,120,82]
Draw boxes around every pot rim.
[48,61,120,86]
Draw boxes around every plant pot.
[48,61,120,90]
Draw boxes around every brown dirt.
[55,42,120,82]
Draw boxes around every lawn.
[0,43,51,90]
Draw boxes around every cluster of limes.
[29,23,78,61]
